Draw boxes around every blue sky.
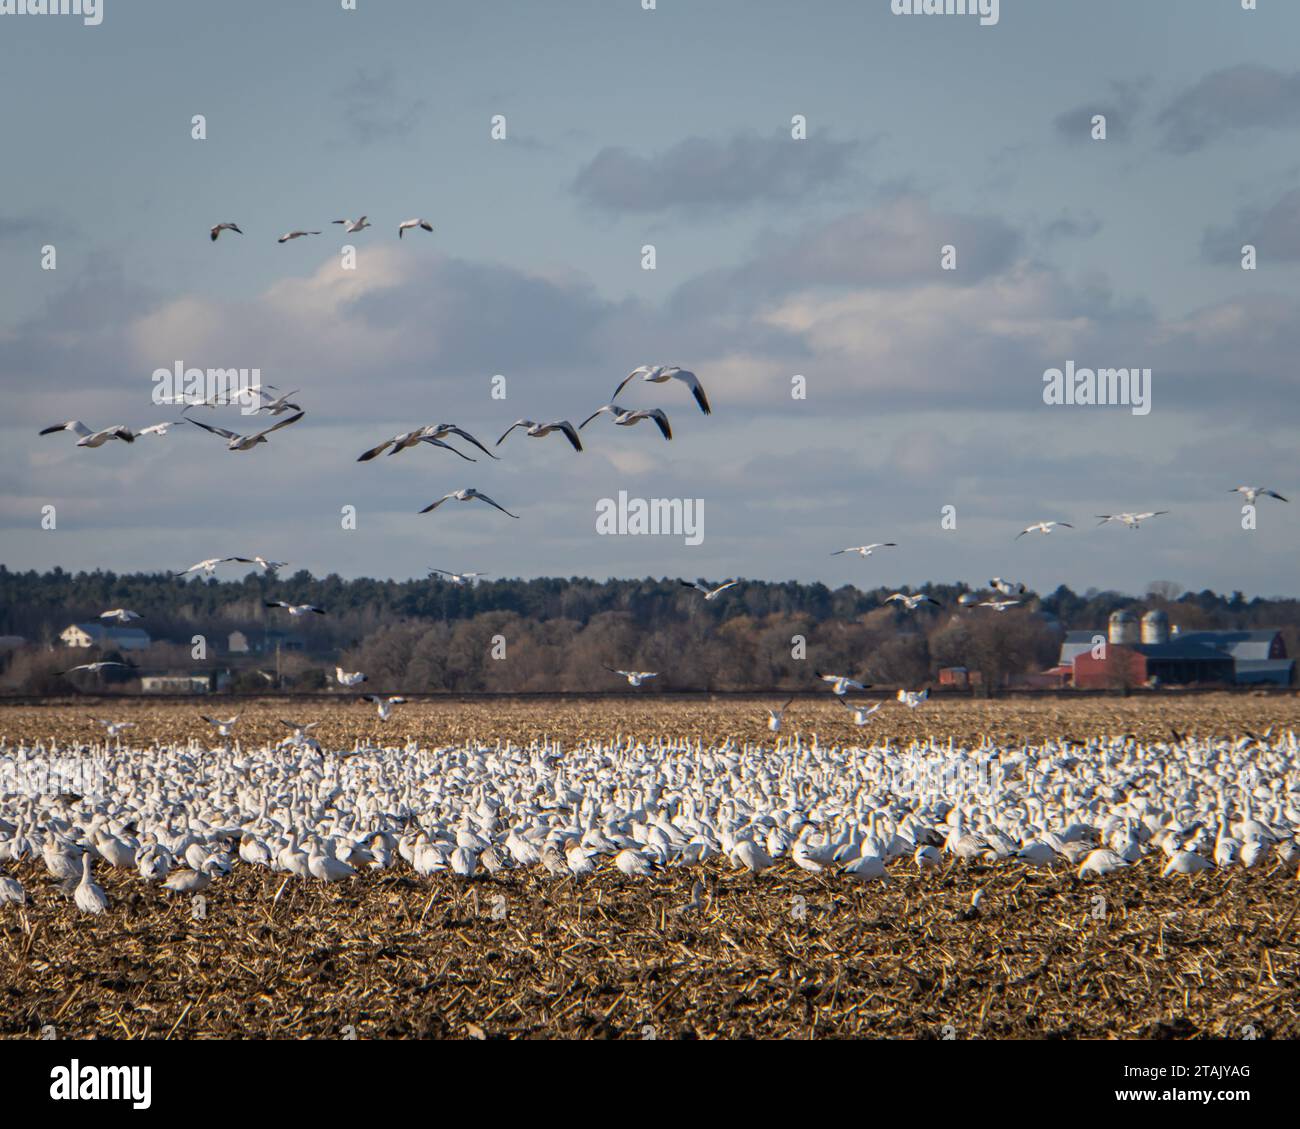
[4,0,1300,599]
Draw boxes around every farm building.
[60,622,151,651]
[1059,610,1293,688]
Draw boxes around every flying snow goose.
[605,667,658,687]
[332,216,371,233]
[199,714,240,737]
[897,688,929,710]
[840,699,882,726]
[250,386,302,415]
[977,599,1021,612]
[886,592,940,611]
[187,410,305,451]
[610,366,711,415]
[989,577,1026,596]
[1229,486,1287,505]
[1096,511,1169,529]
[39,421,135,447]
[362,695,406,721]
[578,404,672,440]
[137,421,187,437]
[766,699,794,732]
[419,424,498,459]
[277,230,322,243]
[335,667,367,688]
[1016,521,1073,539]
[99,608,142,623]
[265,600,326,616]
[228,556,288,574]
[419,489,518,518]
[210,222,243,241]
[428,569,489,585]
[816,672,869,696]
[831,542,896,557]
[681,579,738,600]
[496,419,583,452]
[93,719,135,738]
[398,218,433,238]
[176,557,240,577]
[57,661,130,675]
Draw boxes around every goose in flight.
[496,419,583,453]
[897,688,929,710]
[428,569,489,585]
[1016,521,1073,539]
[1096,511,1168,529]
[681,579,738,601]
[605,667,658,687]
[398,218,434,238]
[816,672,869,696]
[188,410,304,451]
[977,599,1021,612]
[362,694,406,721]
[357,424,494,462]
[229,556,288,574]
[336,667,367,688]
[333,216,371,233]
[93,719,135,738]
[611,366,711,415]
[989,578,1026,596]
[40,421,135,447]
[58,661,130,675]
[99,608,142,623]
[176,557,240,577]
[831,542,896,557]
[767,699,794,732]
[250,386,302,416]
[199,714,240,737]
[578,404,672,440]
[1230,486,1288,505]
[265,600,326,616]
[419,489,518,518]
[137,421,186,437]
[886,593,940,611]
[277,230,321,243]
[840,699,882,726]
[210,222,243,241]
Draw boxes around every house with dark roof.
[60,622,152,651]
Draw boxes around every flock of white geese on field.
[0,727,1296,913]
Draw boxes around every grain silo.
[1108,609,1138,646]
[1141,609,1170,645]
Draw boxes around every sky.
[3,0,1300,599]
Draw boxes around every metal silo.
[1141,609,1169,645]
[1108,609,1138,646]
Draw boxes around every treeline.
[0,566,1296,694]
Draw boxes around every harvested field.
[1,694,1298,1040]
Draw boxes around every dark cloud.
[1202,188,1300,263]
[1157,64,1300,154]
[335,66,427,145]
[1053,79,1147,143]
[572,130,862,215]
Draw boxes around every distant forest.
[1,566,1297,694]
